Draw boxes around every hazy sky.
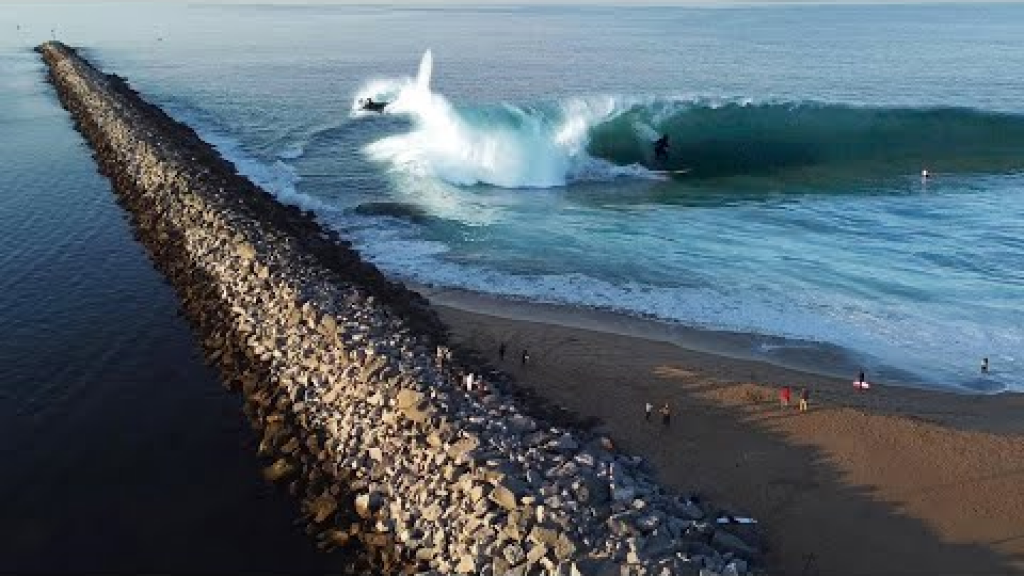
[4,0,1024,4]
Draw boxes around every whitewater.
[354,51,660,188]
[78,5,1024,393]
[354,51,1024,190]
[340,51,1023,392]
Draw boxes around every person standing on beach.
[854,370,867,391]
[780,386,791,409]
[521,349,530,367]
[660,403,671,427]
[645,402,653,421]
[799,388,810,412]
[498,342,507,361]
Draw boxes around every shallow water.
[3,3,1022,395]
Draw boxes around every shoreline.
[426,288,1024,575]
[418,281,1024,436]
[412,282,1011,398]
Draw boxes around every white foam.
[164,105,330,213]
[344,220,1020,393]
[353,51,654,189]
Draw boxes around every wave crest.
[354,52,1024,188]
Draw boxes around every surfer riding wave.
[358,97,389,113]
[351,51,1024,189]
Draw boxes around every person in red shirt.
[780,385,792,409]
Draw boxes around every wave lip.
[354,51,650,188]
[589,100,1024,178]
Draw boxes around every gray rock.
[503,542,526,566]
[711,530,756,559]
[571,558,620,576]
[490,485,519,512]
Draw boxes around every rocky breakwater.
[38,41,762,575]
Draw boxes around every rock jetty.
[39,41,762,575]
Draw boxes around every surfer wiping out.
[653,134,670,163]
[359,97,389,113]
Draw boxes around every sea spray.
[354,52,1024,187]
[356,51,649,188]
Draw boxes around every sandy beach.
[423,287,1024,576]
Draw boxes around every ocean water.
[4,3,1023,392]
[0,14,341,572]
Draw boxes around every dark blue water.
[3,4,1021,396]
[0,45,338,573]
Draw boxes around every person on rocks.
[660,402,671,427]
[645,402,653,422]
[780,385,791,409]
[498,341,507,361]
[799,388,810,412]
[475,378,489,397]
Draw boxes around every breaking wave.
[354,51,1024,188]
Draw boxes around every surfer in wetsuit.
[654,134,670,163]
[360,97,387,113]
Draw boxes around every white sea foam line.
[162,104,335,214]
[346,222,1020,392]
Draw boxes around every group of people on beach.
[778,385,811,412]
[496,341,530,368]
[644,401,673,427]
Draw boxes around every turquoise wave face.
[588,102,1024,179]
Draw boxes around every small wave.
[276,142,305,160]
[163,105,328,212]
[353,52,1024,189]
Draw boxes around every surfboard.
[853,380,871,390]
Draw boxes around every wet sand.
[426,288,1024,576]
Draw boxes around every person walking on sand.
[799,388,810,412]
[645,402,653,421]
[780,385,791,409]
[498,342,507,361]
[660,402,671,427]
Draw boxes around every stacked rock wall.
[39,42,761,576]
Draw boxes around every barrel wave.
[355,51,1024,188]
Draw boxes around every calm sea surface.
[0,8,342,571]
